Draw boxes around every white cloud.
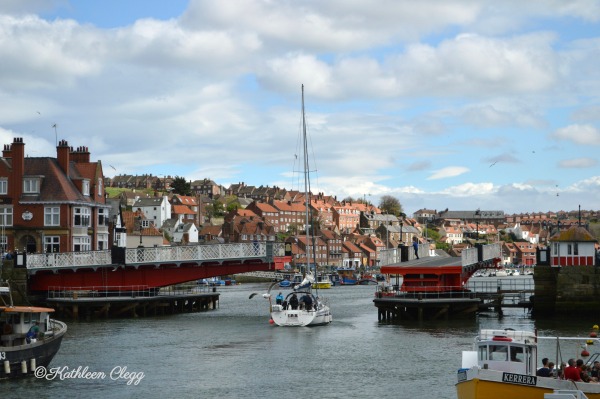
[559,158,597,168]
[428,167,470,180]
[551,124,600,145]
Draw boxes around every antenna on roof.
[52,123,58,146]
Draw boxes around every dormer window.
[23,178,40,194]
[82,180,90,196]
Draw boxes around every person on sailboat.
[289,293,299,310]
[276,292,284,305]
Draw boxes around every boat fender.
[492,336,513,342]
[3,360,9,374]
[21,360,27,374]
[269,319,274,325]
[31,358,36,371]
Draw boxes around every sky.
[1,1,600,216]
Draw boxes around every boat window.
[510,346,525,362]
[489,345,508,361]
[24,312,32,325]
[478,346,488,361]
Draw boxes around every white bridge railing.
[26,242,286,270]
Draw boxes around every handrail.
[47,284,213,299]
[26,242,286,270]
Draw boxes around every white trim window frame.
[73,236,91,252]
[44,206,60,226]
[0,178,7,195]
[82,180,90,196]
[74,207,91,227]
[23,178,40,194]
[0,207,13,226]
[44,236,60,253]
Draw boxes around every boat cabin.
[463,329,537,376]
[0,306,53,347]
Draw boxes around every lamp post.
[137,216,143,248]
[475,209,481,241]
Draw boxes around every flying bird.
[109,165,116,171]
[489,161,498,168]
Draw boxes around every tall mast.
[302,84,311,275]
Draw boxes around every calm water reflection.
[4,281,598,399]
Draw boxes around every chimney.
[11,138,25,199]
[57,140,70,175]
[2,144,12,159]
[71,146,90,163]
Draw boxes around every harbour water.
[5,279,598,398]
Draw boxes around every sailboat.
[259,85,332,327]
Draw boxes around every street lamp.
[475,209,481,241]
[137,216,143,247]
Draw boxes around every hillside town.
[0,137,598,273]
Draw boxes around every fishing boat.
[456,328,600,398]
[251,85,332,327]
[0,283,67,379]
[337,267,358,285]
[312,273,332,289]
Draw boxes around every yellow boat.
[312,274,332,289]
[456,329,600,399]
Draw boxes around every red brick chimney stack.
[71,146,91,163]
[2,144,12,159]
[57,139,70,176]
[11,137,25,199]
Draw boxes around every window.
[23,178,40,193]
[0,235,6,252]
[73,236,91,252]
[574,243,579,256]
[97,234,108,250]
[44,236,60,253]
[74,207,91,227]
[0,207,13,226]
[98,178,103,196]
[45,207,60,226]
[98,208,109,227]
[0,179,7,195]
[82,180,90,196]
[568,244,572,255]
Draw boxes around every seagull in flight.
[489,161,498,168]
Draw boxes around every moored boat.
[456,328,600,399]
[0,286,67,379]
[312,274,332,289]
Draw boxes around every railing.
[27,242,286,270]
[379,244,427,265]
[47,284,213,299]
[27,250,112,269]
[377,276,534,297]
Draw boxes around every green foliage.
[379,195,404,216]
[205,199,225,218]
[436,242,450,251]
[171,176,191,196]
[425,227,439,241]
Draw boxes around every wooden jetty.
[45,285,219,320]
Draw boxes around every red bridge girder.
[28,257,289,292]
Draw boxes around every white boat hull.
[270,304,332,327]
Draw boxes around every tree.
[171,176,191,196]
[379,195,404,216]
